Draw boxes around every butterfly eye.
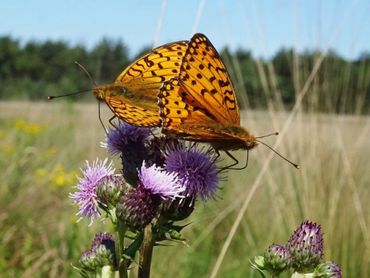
[118,86,126,94]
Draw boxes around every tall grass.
[0,100,368,277]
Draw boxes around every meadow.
[0,100,369,277]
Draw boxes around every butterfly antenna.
[47,88,92,100]
[256,131,279,139]
[74,61,98,87]
[256,139,300,169]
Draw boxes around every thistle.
[164,144,219,200]
[102,122,150,185]
[70,159,114,225]
[287,221,323,272]
[116,163,184,229]
[263,244,292,276]
[96,174,128,208]
[79,232,116,272]
[314,261,342,278]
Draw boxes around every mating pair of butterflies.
[94,33,258,153]
[48,33,298,168]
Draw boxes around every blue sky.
[1,0,369,59]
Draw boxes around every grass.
[0,100,369,277]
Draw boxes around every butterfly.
[93,40,189,127]
[92,34,297,168]
[157,33,258,152]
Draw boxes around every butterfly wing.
[104,94,160,127]
[158,33,241,138]
[179,33,240,125]
[158,77,240,141]
[116,40,188,92]
[102,41,189,127]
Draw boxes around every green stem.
[138,224,155,278]
[116,220,128,278]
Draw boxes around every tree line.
[0,35,369,114]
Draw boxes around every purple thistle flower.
[116,163,185,229]
[138,163,185,199]
[101,122,150,156]
[101,122,151,185]
[70,158,114,225]
[164,144,219,200]
[314,261,342,278]
[287,220,324,272]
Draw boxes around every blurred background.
[0,0,369,277]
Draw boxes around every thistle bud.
[314,261,342,278]
[91,232,116,267]
[79,233,116,271]
[79,251,99,271]
[263,244,292,275]
[287,221,323,272]
[116,187,160,230]
[96,174,127,208]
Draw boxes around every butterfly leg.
[108,115,119,129]
[98,100,108,135]
[223,150,240,169]
[236,150,249,170]
[227,150,249,170]
[214,149,222,162]
[218,150,249,172]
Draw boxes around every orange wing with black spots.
[158,34,243,137]
[96,41,188,127]
[104,94,160,127]
[157,34,258,151]
[179,33,240,125]
[158,77,225,139]
[115,41,188,94]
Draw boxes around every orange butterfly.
[80,33,296,168]
[93,40,188,127]
[157,33,258,151]
[158,34,299,168]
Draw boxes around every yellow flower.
[15,118,43,135]
[36,164,77,189]
[49,164,77,188]
[53,175,67,187]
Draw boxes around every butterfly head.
[227,125,258,150]
[243,135,258,150]
[210,125,258,151]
